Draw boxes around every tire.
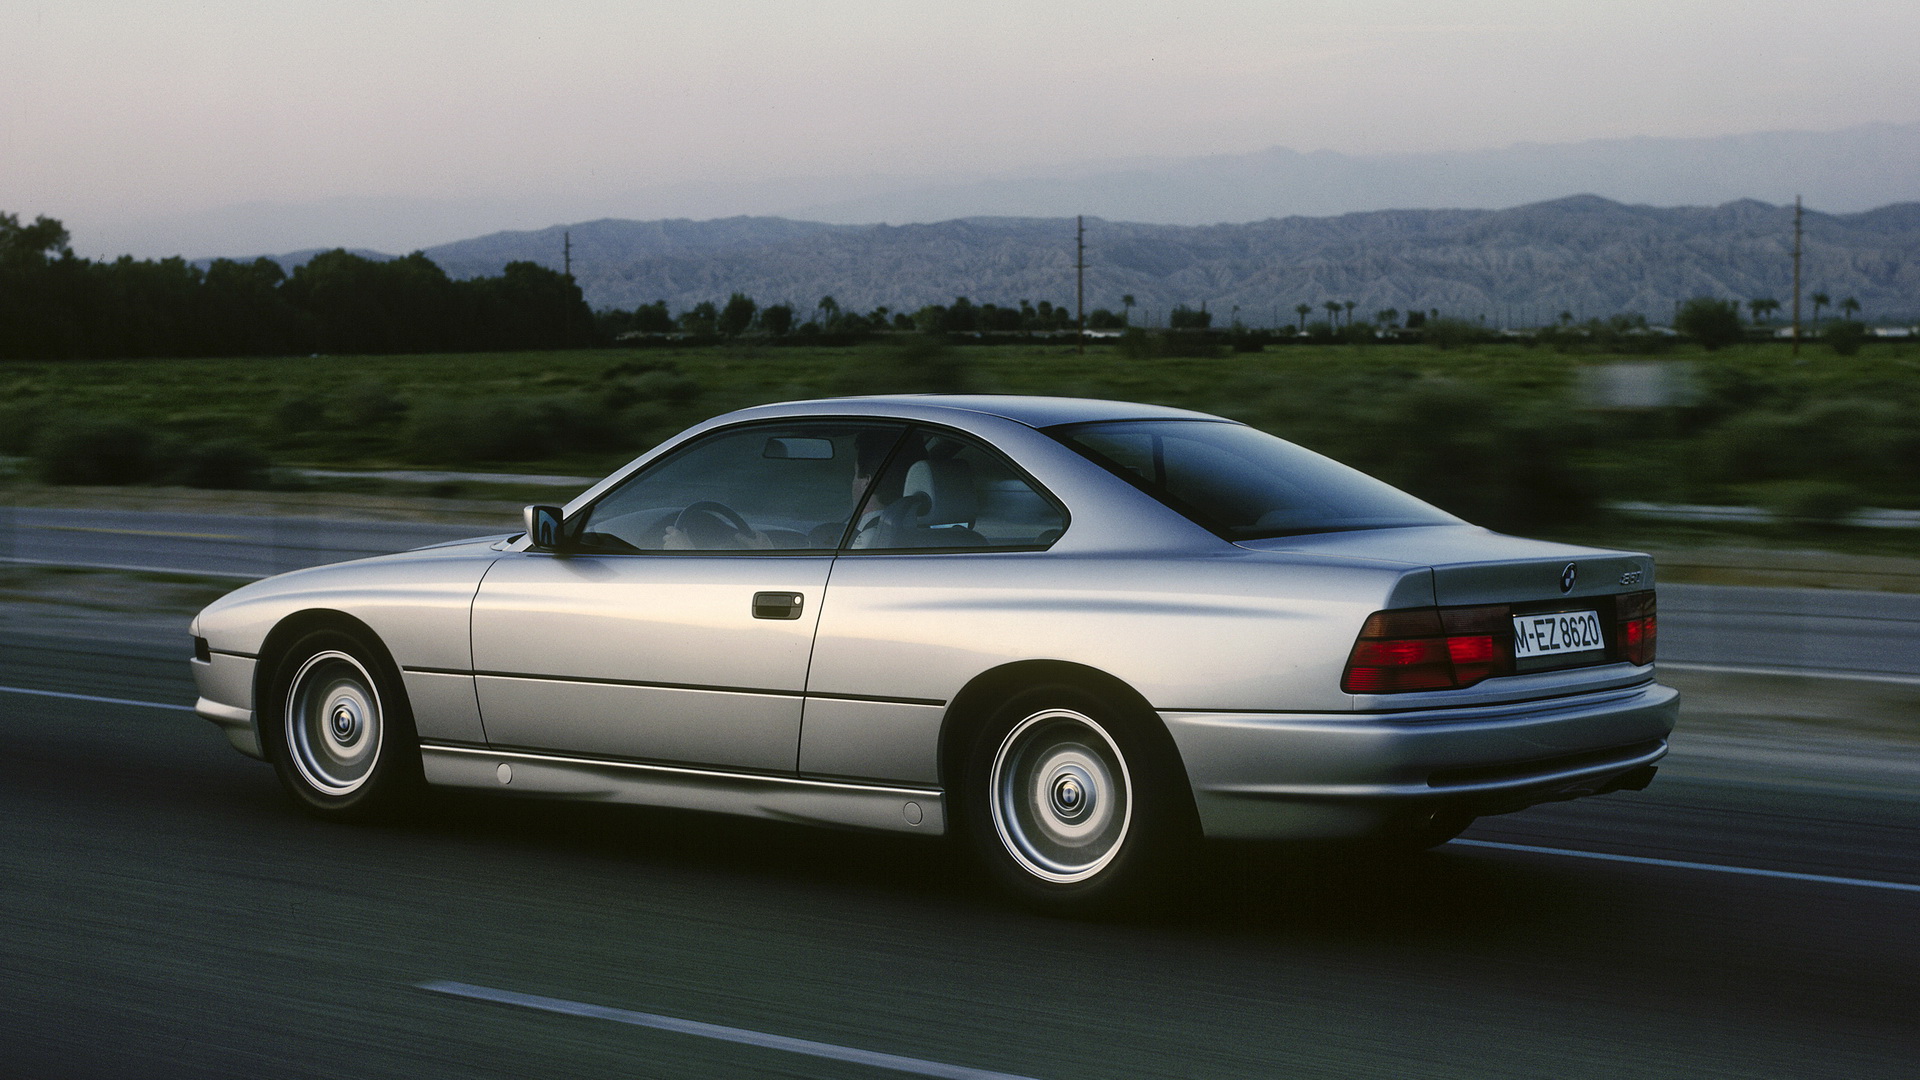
[959,684,1195,914]
[265,628,422,821]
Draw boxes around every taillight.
[1341,605,1509,694]
[1617,590,1657,666]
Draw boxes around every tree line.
[5,210,1881,361]
[1,213,596,360]
[596,291,1092,340]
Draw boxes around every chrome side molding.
[419,744,946,835]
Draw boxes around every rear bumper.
[1162,681,1679,840]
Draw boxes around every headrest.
[901,458,979,524]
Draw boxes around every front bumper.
[1163,680,1680,840]
[191,651,262,760]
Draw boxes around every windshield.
[1052,419,1460,540]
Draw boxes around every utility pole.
[1790,196,1803,357]
[563,231,575,345]
[1074,215,1087,354]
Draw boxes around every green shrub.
[1759,481,1862,526]
[32,417,157,485]
[1674,297,1743,350]
[1112,329,1223,360]
[272,392,329,433]
[1825,320,1868,356]
[406,393,633,464]
[836,335,974,394]
[408,398,554,462]
[335,381,408,427]
[168,438,271,489]
[0,400,45,454]
[1420,318,1482,350]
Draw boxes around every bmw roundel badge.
[1560,563,1577,593]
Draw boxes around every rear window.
[1052,419,1459,540]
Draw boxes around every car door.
[470,420,906,774]
[799,426,1071,783]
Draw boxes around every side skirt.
[420,744,946,836]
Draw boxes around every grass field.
[2,337,1916,545]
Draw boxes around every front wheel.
[267,629,421,821]
[961,686,1194,913]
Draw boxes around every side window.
[847,429,1066,551]
[576,423,906,553]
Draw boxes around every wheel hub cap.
[285,650,383,797]
[1049,768,1093,822]
[989,709,1134,884]
[330,702,361,743]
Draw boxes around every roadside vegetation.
[7,208,1914,548]
[3,337,1916,546]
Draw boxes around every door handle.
[752,591,804,620]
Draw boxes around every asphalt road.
[2,634,1916,1078]
[0,506,493,580]
[6,506,1918,677]
[1661,583,1920,678]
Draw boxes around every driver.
[848,430,916,548]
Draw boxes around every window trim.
[826,421,1073,556]
[556,416,1072,557]
[565,418,910,557]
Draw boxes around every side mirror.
[523,505,566,551]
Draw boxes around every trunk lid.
[1235,525,1653,606]
[1239,525,1659,707]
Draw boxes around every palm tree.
[1323,300,1342,327]
[1840,296,1861,321]
[1294,303,1312,331]
[1811,291,1830,324]
[1377,308,1400,328]
[1343,301,1357,327]
[817,295,840,326]
[1749,297,1781,324]
[1120,294,1136,327]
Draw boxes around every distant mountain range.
[238,195,1920,324]
[123,122,1920,259]
[789,122,1920,227]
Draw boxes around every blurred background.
[3,2,1917,1078]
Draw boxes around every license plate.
[1512,609,1605,659]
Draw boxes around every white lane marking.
[1454,839,1920,894]
[419,980,1042,1080]
[0,684,196,712]
[1660,662,1920,687]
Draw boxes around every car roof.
[742,394,1229,429]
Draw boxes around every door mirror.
[523,505,566,551]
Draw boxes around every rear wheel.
[961,685,1194,913]
[267,629,421,821]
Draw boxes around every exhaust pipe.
[1600,764,1658,794]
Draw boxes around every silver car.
[191,395,1677,910]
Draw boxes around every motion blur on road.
[3,505,1916,1078]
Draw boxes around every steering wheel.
[673,500,755,549]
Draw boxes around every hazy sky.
[6,0,1918,255]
